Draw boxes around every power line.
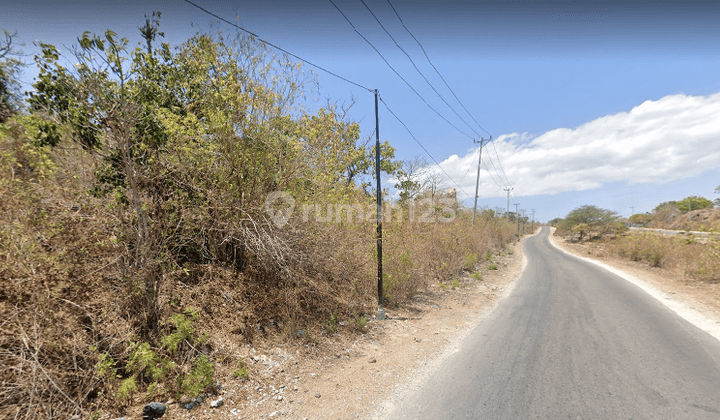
[183,0,373,92]
[359,0,480,138]
[379,96,471,199]
[385,0,517,194]
[457,151,478,185]
[490,137,512,187]
[329,0,474,140]
[385,0,490,137]
[484,151,510,189]
[482,160,503,189]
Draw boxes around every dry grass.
[0,125,516,418]
[594,232,720,283]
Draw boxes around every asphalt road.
[382,227,720,420]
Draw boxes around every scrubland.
[0,24,516,418]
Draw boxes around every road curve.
[378,227,720,420]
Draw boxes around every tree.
[548,217,563,226]
[557,205,619,239]
[423,169,447,202]
[394,156,429,204]
[628,213,653,226]
[0,29,24,123]
[564,205,619,227]
[676,196,713,213]
[571,223,591,241]
[345,138,400,192]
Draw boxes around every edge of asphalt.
[369,234,531,420]
[547,228,720,344]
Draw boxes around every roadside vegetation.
[629,195,719,232]
[0,18,516,419]
[553,200,720,284]
[552,205,628,240]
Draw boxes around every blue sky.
[3,0,720,222]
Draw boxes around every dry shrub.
[602,232,720,282]
[0,112,520,419]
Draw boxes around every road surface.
[380,227,720,419]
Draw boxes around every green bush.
[162,307,200,354]
[463,253,478,271]
[232,359,249,379]
[180,355,214,398]
[116,377,137,402]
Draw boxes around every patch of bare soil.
[115,238,528,420]
[551,235,720,332]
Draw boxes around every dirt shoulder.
[548,231,720,341]
[144,236,529,420]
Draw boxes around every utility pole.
[630,206,636,216]
[472,136,491,226]
[503,187,513,219]
[531,209,536,232]
[514,203,521,240]
[374,90,384,321]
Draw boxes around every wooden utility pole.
[374,90,384,321]
[472,136,491,226]
[515,203,521,240]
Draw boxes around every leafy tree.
[628,213,653,226]
[344,139,400,192]
[557,205,619,239]
[564,205,619,227]
[676,196,713,212]
[571,223,591,241]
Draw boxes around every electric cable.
[329,0,474,140]
[490,137,513,187]
[385,0,490,137]
[482,160,503,189]
[183,0,373,93]
[386,0,517,192]
[359,0,480,138]
[379,96,471,199]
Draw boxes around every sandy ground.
[132,236,529,420]
[548,231,720,342]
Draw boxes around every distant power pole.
[503,187,513,219]
[630,206,636,216]
[531,209,536,232]
[514,203,521,239]
[472,136,491,226]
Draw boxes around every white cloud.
[436,92,720,200]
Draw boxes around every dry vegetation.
[0,22,517,419]
[594,232,720,283]
[554,202,720,286]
